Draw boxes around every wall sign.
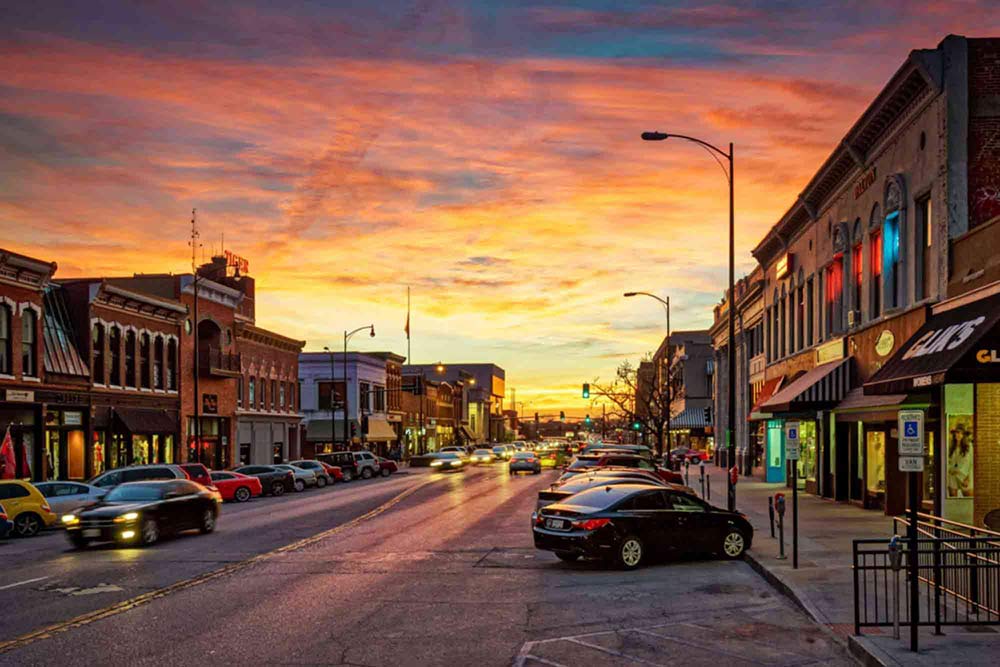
[202,393,219,414]
[898,410,924,456]
[875,330,895,357]
[976,349,1000,363]
[224,249,249,275]
[4,390,34,402]
[854,167,877,199]
[816,338,845,364]
[63,411,83,426]
[901,316,986,360]
[775,253,793,279]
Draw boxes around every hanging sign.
[785,421,800,461]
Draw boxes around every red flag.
[404,285,411,339]
[0,427,15,480]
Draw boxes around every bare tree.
[590,356,672,456]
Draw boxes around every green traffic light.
[582,383,590,399]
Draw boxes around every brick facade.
[968,39,1000,229]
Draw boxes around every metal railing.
[853,517,1000,637]
[200,346,241,376]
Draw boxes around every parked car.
[554,468,676,488]
[289,460,335,487]
[318,461,345,482]
[89,464,189,489]
[209,471,263,502]
[537,475,667,510]
[63,479,221,548]
[0,480,57,537]
[316,451,380,481]
[179,463,213,487]
[34,481,107,517]
[669,447,710,465]
[562,454,683,485]
[533,483,753,568]
[429,452,465,471]
[0,503,14,539]
[233,465,296,496]
[271,464,317,492]
[509,451,541,475]
[376,457,398,476]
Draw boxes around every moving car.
[89,464,189,489]
[439,446,469,460]
[34,481,107,517]
[533,484,753,569]
[0,503,14,539]
[430,452,465,471]
[492,445,512,461]
[209,471,263,502]
[272,464,317,492]
[509,451,541,475]
[289,460,336,487]
[376,457,398,476]
[469,449,495,464]
[63,479,221,548]
[0,480,57,537]
[233,465,296,496]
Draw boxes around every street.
[0,466,852,666]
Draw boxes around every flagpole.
[406,286,411,363]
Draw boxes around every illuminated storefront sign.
[775,253,793,279]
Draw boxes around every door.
[618,489,669,553]
[666,492,714,553]
[835,420,850,501]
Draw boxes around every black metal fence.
[853,516,1000,636]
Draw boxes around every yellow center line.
[0,476,439,655]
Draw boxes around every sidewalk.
[697,465,1000,666]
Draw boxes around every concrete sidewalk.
[696,465,1000,666]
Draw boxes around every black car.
[532,483,753,569]
[537,474,668,511]
[63,480,221,548]
[233,465,295,496]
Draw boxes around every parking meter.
[775,493,787,560]
[729,465,739,486]
[888,535,903,571]
[775,493,785,517]
[888,535,903,639]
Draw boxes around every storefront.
[865,289,1000,525]
[92,406,179,476]
[186,416,231,470]
[0,394,39,480]
[748,377,785,482]
[363,416,397,456]
[236,417,299,465]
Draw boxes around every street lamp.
[641,130,737,512]
[322,346,336,451]
[623,292,670,457]
[344,325,375,449]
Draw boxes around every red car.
[377,458,398,477]
[209,470,263,502]
[180,462,213,486]
[593,454,685,486]
[319,462,344,482]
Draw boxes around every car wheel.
[555,551,579,562]
[271,481,286,496]
[361,467,373,479]
[381,467,391,477]
[617,535,644,570]
[69,535,89,550]
[200,509,216,534]
[294,479,306,492]
[234,486,252,503]
[721,529,746,559]
[316,476,328,488]
[14,512,41,538]
[342,470,353,482]
[140,518,159,546]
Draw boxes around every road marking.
[0,476,437,655]
[0,576,49,591]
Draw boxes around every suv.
[0,480,57,537]
[179,463,213,487]
[316,451,380,481]
[89,464,189,489]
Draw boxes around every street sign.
[898,410,924,456]
[899,456,924,472]
[785,421,800,461]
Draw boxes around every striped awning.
[760,358,853,413]
[671,407,711,429]
[748,376,784,421]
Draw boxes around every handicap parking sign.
[904,421,918,438]
[787,427,798,439]
[898,410,924,456]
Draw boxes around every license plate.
[545,518,566,530]
[83,529,100,538]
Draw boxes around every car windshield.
[513,452,535,459]
[559,484,638,510]
[104,485,165,502]
[567,457,599,470]
[474,450,491,455]
[438,452,459,460]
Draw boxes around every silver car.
[272,464,317,492]
[34,481,106,517]
[509,451,542,475]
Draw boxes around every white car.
[272,464,317,492]
[34,481,106,517]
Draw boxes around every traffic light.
[582,383,590,399]
[559,411,565,422]
[632,421,641,430]
[703,405,713,425]
[350,422,358,438]
[585,414,591,424]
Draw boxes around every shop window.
[91,323,105,384]
[124,330,136,388]
[109,326,121,386]
[249,377,256,408]
[866,430,886,495]
[870,231,882,318]
[21,309,37,377]
[153,336,164,390]
[0,303,10,375]
[915,195,932,301]
[945,385,974,500]
[92,432,106,477]
[167,338,177,390]
[45,429,60,480]
[923,429,936,504]
[797,421,817,487]
[139,332,150,389]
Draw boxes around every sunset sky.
[3,2,999,414]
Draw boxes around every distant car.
[318,461,345,482]
[439,446,469,460]
[179,463,213,487]
[533,484,753,568]
[272,464,317,492]
[233,465,296,496]
[316,451,380,481]
[469,449,495,464]
[34,481,107,517]
[509,451,541,475]
[63,480,221,548]
[209,471,263,502]
[0,480,57,537]
[376,457,398,476]
[430,452,465,471]
[492,445,512,460]
[289,460,335,487]
[89,464,189,489]
[0,503,14,539]
[670,448,710,465]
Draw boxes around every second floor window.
[237,376,244,408]
[826,257,844,336]
[279,382,285,409]
[870,231,883,318]
[139,333,150,389]
[852,242,863,313]
[883,211,901,309]
[249,377,255,407]
[22,309,37,377]
[916,196,932,301]
[109,326,121,386]
[153,336,164,389]
[271,380,276,409]
[125,330,136,388]
[374,387,386,412]
[92,324,105,384]
[0,304,11,375]
[167,338,177,390]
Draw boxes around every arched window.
[109,326,121,386]
[883,177,905,310]
[153,336,164,389]
[869,203,883,318]
[851,219,863,316]
[21,309,37,377]
[279,382,286,410]
[167,338,177,390]
[779,285,787,359]
[92,323,105,385]
[796,268,806,351]
[139,332,151,389]
[271,380,277,410]
[124,330,136,388]
[249,377,256,409]
[0,303,12,375]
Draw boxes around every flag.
[404,286,410,339]
[0,427,15,480]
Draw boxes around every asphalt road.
[0,464,854,666]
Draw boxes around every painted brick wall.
[967,39,1000,229]
[975,383,1000,527]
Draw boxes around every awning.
[114,408,178,435]
[305,419,358,441]
[671,407,711,429]
[760,357,853,413]
[365,417,398,441]
[748,376,784,421]
[865,291,1000,395]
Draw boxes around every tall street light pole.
[344,325,375,449]
[641,131,736,511]
[623,292,670,457]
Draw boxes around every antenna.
[189,208,202,272]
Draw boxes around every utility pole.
[189,209,201,465]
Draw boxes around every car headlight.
[62,514,79,525]
[430,460,443,467]
[114,511,140,523]
[450,460,462,466]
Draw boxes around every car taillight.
[572,518,610,531]
[41,502,52,513]
[527,458,536,463]
[533,512,544,526]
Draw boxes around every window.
[124,330,136,387]
[796,285,805,351]
[778,291,786,358]
[260,379,266,410]
[249,377,256,408]
[825,257,843,335]
[237,376,244,408]
[0,303,11,375]
[625,490,667,510]
[805,278,814,346]
[870,230,882,317]
[373,386,385,412]
[360,382,370,412]
[139,332,150,388]
[21,309,37,376]
[109,326,121,386]
[91,323,105,384]
[883,210,900,309]
[279,382,285,409]
[153,336,164,389]
[669,493,706,511]
[318,381,333,410]
[166,338,177,390]
[852,242,863,314]
[270,380,276,410]
[915,196,932,301]
[0,484,29,500]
